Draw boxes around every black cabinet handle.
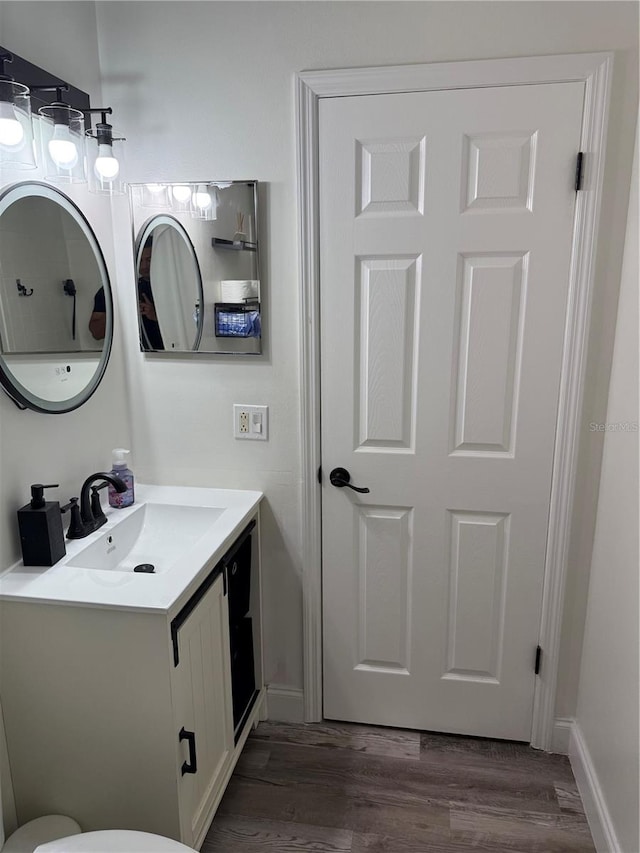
[179,727,197,775]
[329,467,370,494]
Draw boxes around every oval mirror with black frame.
[0,182,113,413]
[129,181,261,355]
[134,215,203,352]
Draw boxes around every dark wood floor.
[202,720,595,853]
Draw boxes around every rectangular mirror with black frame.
[128,181,261,355]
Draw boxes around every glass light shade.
[191,184,217,220]
[38,104,86,183]
[0,81,36,170]
[87,134,126,196]
[169,184,193,213]
[95,144,119,179]
[136,181,169,208]
[0,101,24,146]
[171,184,191,203]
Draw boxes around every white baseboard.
[551,716,573,754]
[265,684,305,723]
[569,720,621,853]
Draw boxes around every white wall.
[94,0,638,707]
[0,2,133,570]
[573,122,638,853]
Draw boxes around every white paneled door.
[320,82,584,740]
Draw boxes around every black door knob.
[329,467,370,494]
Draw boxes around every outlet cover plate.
[233,404,268,440]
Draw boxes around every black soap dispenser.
[17,484,66,566]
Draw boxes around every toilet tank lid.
[34,829,196,853]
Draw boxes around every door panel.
[320,82,584,740]
[356,504,413,672]
[357,256,420,450]
[451,253,526,455]
[444,510,509,681]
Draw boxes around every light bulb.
[48,123,78,168]
[94,143,119,180]
[0,101,24,147]
[146,183,165,194]
[193,190,211,210]
[171,185,191,203]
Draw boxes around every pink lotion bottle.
[108,448,135,508]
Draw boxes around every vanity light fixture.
[191,183,217,220]
[85,108,126,196]
[0,52,36,170]
[38,87,87,183]
[138,182,170,208]
[192,187,211,210]
[171,184,191,202]
[169,183,192,213]
[169,184,191,213]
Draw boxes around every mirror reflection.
[0,182,112,413]
[129,181,261,355]
[134,215,203,352]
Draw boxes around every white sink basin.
[0,484,262,612]
[67,503,225,573]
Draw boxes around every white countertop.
[0,484,263,615]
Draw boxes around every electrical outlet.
[234,404,268,440]
[53,364,72,383]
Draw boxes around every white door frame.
[296,52,612,750]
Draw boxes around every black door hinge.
[534,645,542,675]
[317,465,322,484]
[575,152,584,192]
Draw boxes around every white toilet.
[0,702,196,853]
[3,820,197,853]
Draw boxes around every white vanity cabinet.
[0,504,264,850]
